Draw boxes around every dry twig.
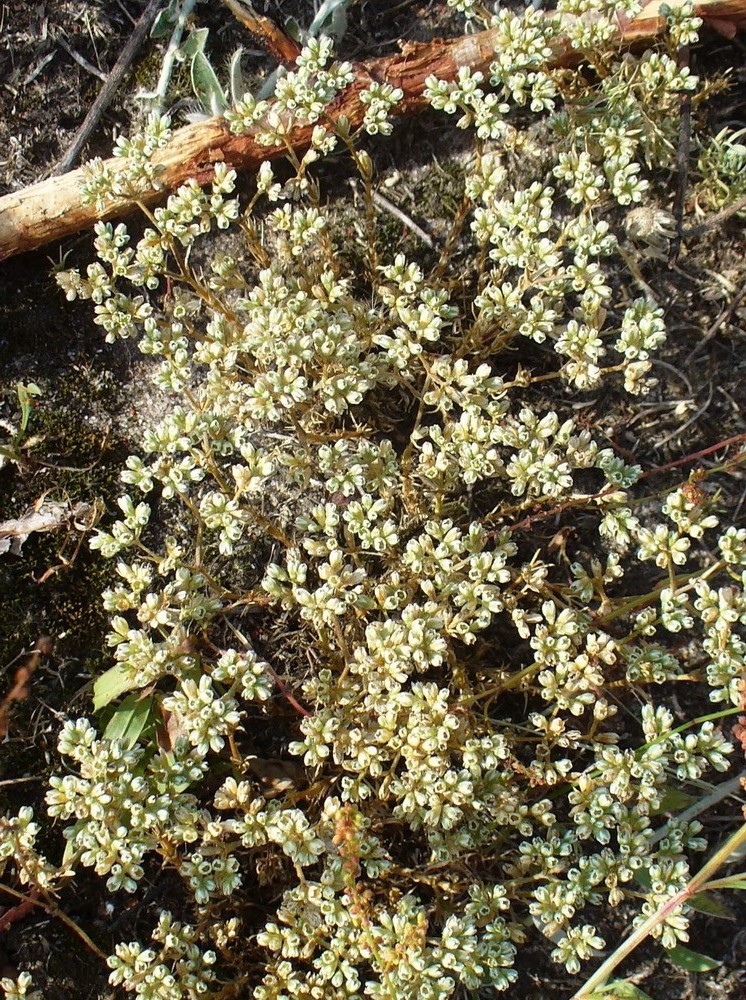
[683,193,746,239]
[219,0,301,65]
[0,638,54,740]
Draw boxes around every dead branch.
[0,0,744,262]
[219,0,302,65]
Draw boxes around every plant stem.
[148,0,199,114]
[0,882,108,961]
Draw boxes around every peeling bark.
[0,0,744,261]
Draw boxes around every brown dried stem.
[219,0,301,65]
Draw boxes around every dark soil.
[1,3,746,999]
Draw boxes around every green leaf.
[716,877,746,891]
[104,692,153,749]
[657,786,698,813]
[229,47,245,107]
[181,26,209,59]
[308,0,351,40]
[93,663,138,711]
[665,944,721,973]
[688,891,736,920]
[258,65,282,101]
[284,16,302,43]
[150,0,179,38]
[588,981,653,999]
[191,50,228,115]
[635,867,652,890]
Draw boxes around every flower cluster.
[0,974,40,1000]
[108,912,218,998]
[0,807,59,892]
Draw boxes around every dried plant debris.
[0,501,92,557]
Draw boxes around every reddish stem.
[0,891,39,932]
[499,433,746,536]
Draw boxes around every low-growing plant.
[0,381,42,470]
[142,0,353,121]
[3,2,746,998]
[695,125,746,215]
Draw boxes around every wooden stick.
[1,0,745,262]
[51,0,164,176]
[219,0,302,65]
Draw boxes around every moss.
[0,364,127,669]
[410,155,467,225]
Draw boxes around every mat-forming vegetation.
[3,2,746,998]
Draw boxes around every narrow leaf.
[716,877,746,890]
[588,982,654,1000]
[93,663,138,711]
[665,944,721,973]
[284,16,302,43]
[258,66,282,101]
[191,50,228,115]
[181,26,210,59]
[688,891,736,920]
[150,2,179,38]
[635,868,652,890]
[229,47,245,107]
[657,786,698,812]
[308,0,352,39]
[104,692,153,749]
